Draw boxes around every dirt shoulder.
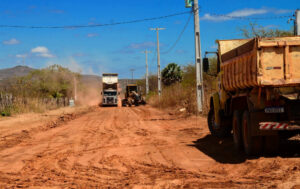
[0,106,94,151]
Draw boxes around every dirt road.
[0,106,299,188]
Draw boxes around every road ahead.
[0,106,299,188]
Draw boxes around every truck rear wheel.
[242,110,263,156]
[208,108,231,138]
[264,135,279,154]
[233,110,243,150]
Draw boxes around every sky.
[0,0,298,78]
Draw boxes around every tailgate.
[258,37,300,86]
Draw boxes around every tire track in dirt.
[0,106,298,188]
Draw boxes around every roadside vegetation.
[138,61,217,114]
[0,65,79,116]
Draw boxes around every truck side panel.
[221,50,257,91]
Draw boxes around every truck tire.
[233,110,243,150]
[208,108,231,138]
[242,110,263,156]
[122,100,126,107]
[264,135,279,154]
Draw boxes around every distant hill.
[0,66,35,81]
[0,66,140,89]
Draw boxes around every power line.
[0,10,192,29]
[162,12,193,54]
[0,10,292,30]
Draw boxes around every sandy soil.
[0,106,299,188]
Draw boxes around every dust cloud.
[77,85,101,106]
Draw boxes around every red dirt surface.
[0,106,299,188]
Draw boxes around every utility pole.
[150,28,165,97]
[142,50,151,95]
[130,69,135,83]
[192,0,204,112]
[295,9,300,35]
[73,76,77,101]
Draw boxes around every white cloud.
[201,8,292,22]
[228,8,268,17]
[31,46,55,58]
[31,46,49,54]
[2,38,20,45]
[116,42,156,54]
[16,54,27,58]
[271,8,292,14]
[129,42,155,49]
[87,33,99,38]
[37,53,55,58]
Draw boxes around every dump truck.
[101,73,119,107]
[122,84,146,107]
[204,36,300,155]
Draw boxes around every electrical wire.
[0,9,293,29]
[161,12,193,54]
[0,10,192,29]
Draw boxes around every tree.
[161,63,182,86]
[240,22,294,38]
[4,64,79,99]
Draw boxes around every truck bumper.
[102,103,118,106]
[259,122,300,130]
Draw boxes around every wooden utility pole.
[73,76,77,101]
[193,0,203,112]
[130,69,135,83]
[150,28,165,97]
[142,50,151,95]
[295,9,300,35]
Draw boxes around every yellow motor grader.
[122,84,146,107]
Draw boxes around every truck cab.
[102,89,118,106]
[101,73,119,107]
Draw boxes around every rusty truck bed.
[218,36,300,91]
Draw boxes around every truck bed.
[218,36,300,91]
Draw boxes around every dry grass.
[148,83,198,114]
[1,98,69,116]
[148,74,216,115]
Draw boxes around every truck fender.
[211,92,221,126]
